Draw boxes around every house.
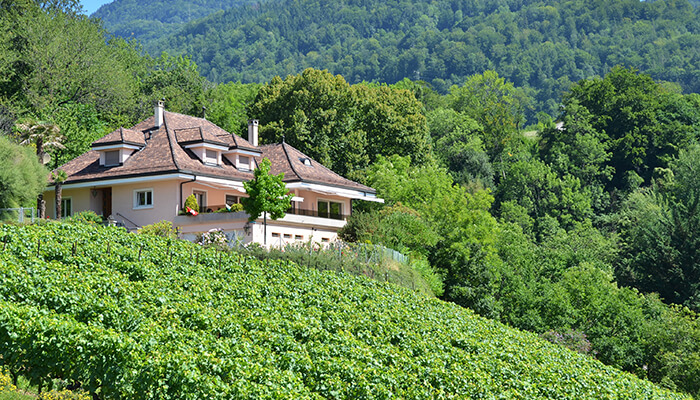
[43,101,383,246]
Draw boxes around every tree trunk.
[37,193,45,219]
[55,182,62,219]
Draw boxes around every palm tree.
[15,119,65,218]
[52,170,67,219]
[16,119,65,164]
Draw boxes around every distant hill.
[0,222,689,399]
[100,0,700,117]
[92,0,260,49]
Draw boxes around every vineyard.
[0,222,689,399]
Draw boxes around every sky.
[80,0,113,15]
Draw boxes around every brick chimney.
[155,99,164,128]
[248,119,259,146]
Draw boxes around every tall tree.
[241,158,293,245]
[616,144,700,310]
[0,135,47,211]
[448,71,530,159]
[248,69,431,178]
[564,66,700,191]
[15,119,64,218]
[52,169,67,219]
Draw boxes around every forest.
[94,0,700,120]
[1,0,700,398]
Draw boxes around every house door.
[102,188,112,217]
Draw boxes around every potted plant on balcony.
[184,194,199,216]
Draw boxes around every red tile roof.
[56,110,375,194]
[260,143,374,192]
[92,127,146,147]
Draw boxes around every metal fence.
[0,207,36,224]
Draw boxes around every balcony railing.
[285,207,347,220]
[184,205,347,220]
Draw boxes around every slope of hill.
[137,0,700,117]
[0,222,688,399]
[91,0,259,48]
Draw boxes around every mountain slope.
[143,0,700,117]
[0,222,688,399]
[92,0,259,49]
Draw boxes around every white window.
[318,200,343,220]
[205,149,219,165]
[238,155,251,171]
[60,197,72,218]
[104,150,120,166]
[295,235,303,241]
[134,189,153,209]
[193,190,207,209]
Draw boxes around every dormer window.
[104,150,120,166]
[301,157,312,167]
[92,127,146,167]
[223,149,259,171]
[205,149,219,165]
[238,156,250,171]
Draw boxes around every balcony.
[174,205,348,229]
[285,207,347,221]
[181,205,348,221]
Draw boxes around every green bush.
[410,258,444,297]
[216,203,243,213]
[138,220,179,239]
[65,211,103,225]
[184,194,199,213]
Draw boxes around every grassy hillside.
[0,222,689,399]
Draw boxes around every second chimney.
[248,119,259,146]
[155,99,164,128]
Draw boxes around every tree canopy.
[248,69,431,178]
[0,135,47,209]
[241,158,293,222]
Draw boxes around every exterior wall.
[292,189,351,216]
[44,178,356,246]
[43,188,94,219]
[185,183,245,211]
[111,180,179,227]
[174,210,344,247]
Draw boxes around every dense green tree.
[427,108,493,188]
[242,158,293,244]
[249,69,430,177]
[1,2,139,121]
[139,53,208,118]
[448,71,530,158]
[564,66,700,191]
[616,144,700,310]
[204,81,261,134]
[339,203,440,257]
[249,69,365,176]
[496,158,592,239]
[539,99,613,212]
[0,135,47,210]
